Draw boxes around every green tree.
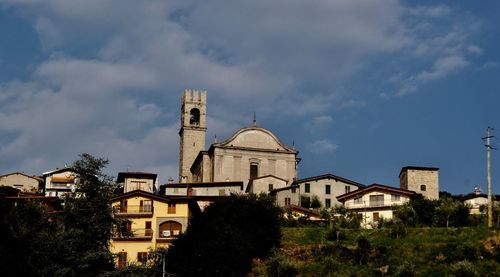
[436,197,460,228]
[394,202,417,226]
[300,196,311,208]
[310,195,322,209]
[410,198,437,226]
[164,194,282,277]
[60,153,118,276]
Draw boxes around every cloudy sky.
[1,0,499,194]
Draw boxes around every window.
[168,203,176,214]
[305,183,310,193]
[325,198,331,208]
[373,212,379,222]
[145,221,152,236]
[137,252,148,264]
[173,188,179,193]
[369,195,384,207]
[219,189,226,196]
[189,108,200,125]
[123,220,132,231]
[291,187,296,193]
[268,184,273,191]
[391,194,400,202]
[420,185,427,191]
[250,164,258,179]
[354,197,363,204]
[159,221,182,238]
[345,186,351,193]
[140,200,153,212]
[118,252,127,268]
[285,197,291,206]
[325,185,331,195]
[120,200,128,213]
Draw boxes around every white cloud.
[308,139,338,154]
[0,1,485,177]
[416,55,468,82]
[467,45,483,55]
[408,5,451,18]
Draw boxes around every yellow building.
[109,190,200,267]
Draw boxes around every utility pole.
[483,127,496,228]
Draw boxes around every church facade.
[178,89,299,192]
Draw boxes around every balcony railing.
[369,201,385,207]
[113,228,153,240]
[114,205,153,215]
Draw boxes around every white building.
[295,173,364,209]
[337,184,417,228]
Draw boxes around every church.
[173,89,299,195]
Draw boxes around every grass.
[252,226,500,276]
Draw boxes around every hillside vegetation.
[250,227,500,277]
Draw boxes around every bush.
[326,227,346,241]
[266,250,298,277]
[449,260,479,277]
[392,261,417,277]
[355,235,371,265]
[389,220,407,239]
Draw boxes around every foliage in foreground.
[164,193,282,277]
[252,226,500,277]
[0,153,119,277]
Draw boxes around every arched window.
[190,108,200,125]
[159,221,182,237]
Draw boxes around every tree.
[58,153,118,276]
[410,198,437,226]
[394,202,417,226]
[436,197,460,228]
[300,196,311,208]
[0,154,119,277]
[164,194,282,277]
[310,195,322,209]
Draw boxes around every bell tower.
[179,89,207,183]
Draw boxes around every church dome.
[216,126,296,152]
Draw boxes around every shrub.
[389,220,407,239]
[355,235,371,265]
[266,250,298,277]
[392,261,417,277]
[449,260,479,277]
[326,227,346,241]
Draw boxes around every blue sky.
[0,1,499,194]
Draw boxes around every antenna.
[482,126,496,228]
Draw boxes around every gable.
[217,127,294,152]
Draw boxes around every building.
[117,172,158,194]
[246,175,290,194]
[178,89,299,193]
[461,194,489,215]
[109,190,200,267]
[162,181,244,210]
[42,167,78,197]
[270,184,300,207]
[0,172,43,193]
[295,173,364,209]
[399,166,439,200]
[337,184,417,228]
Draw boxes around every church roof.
[210,126,297,153]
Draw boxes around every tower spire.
[253,112,257,127]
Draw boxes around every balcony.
[114,205,153,217]
[369,201,385,207]
[113,228,153,241]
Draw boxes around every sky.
[0,0,499,195]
